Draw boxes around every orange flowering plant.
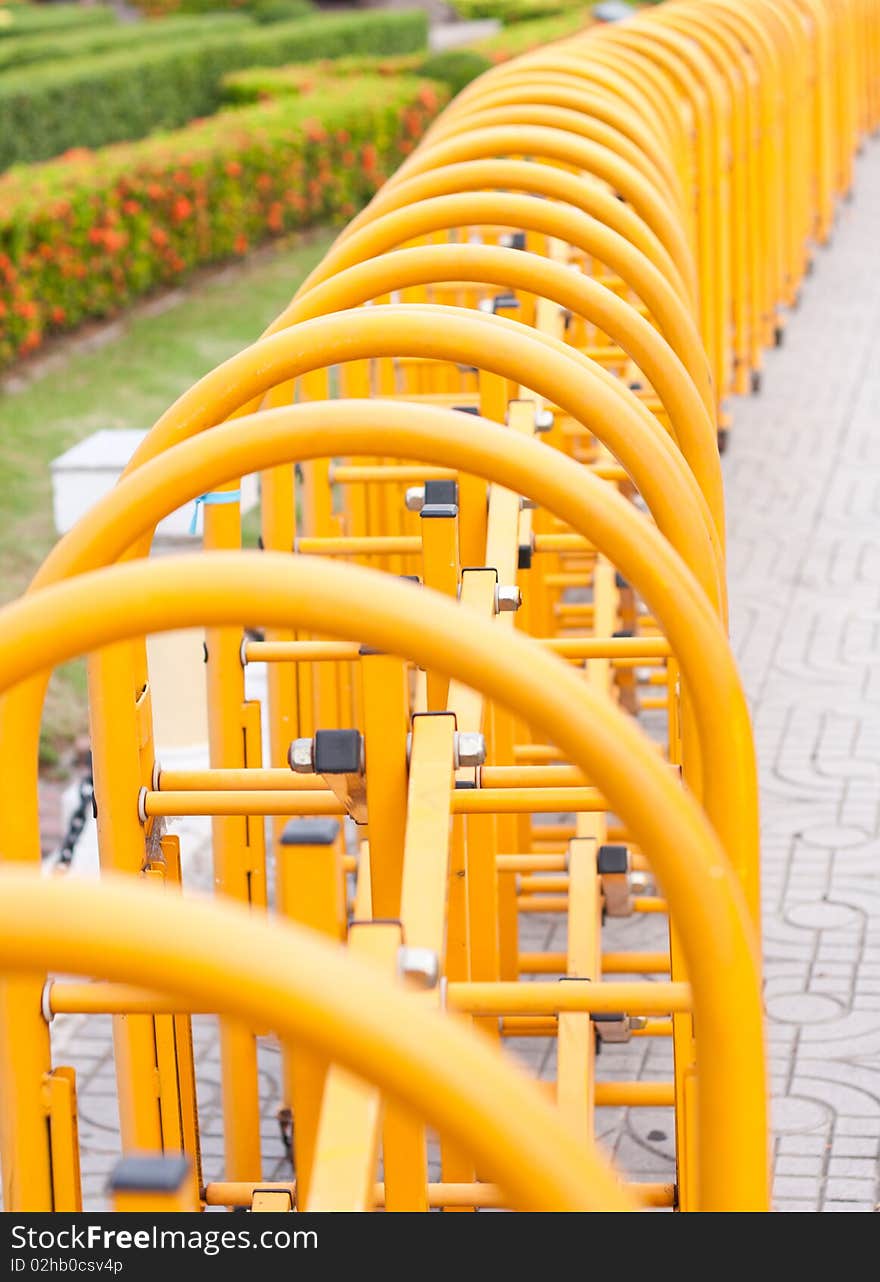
[0,75,448,367]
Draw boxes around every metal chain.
[57,756,94,867]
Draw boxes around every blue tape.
[188,489,242,536]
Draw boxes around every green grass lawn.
[0,229,336,765]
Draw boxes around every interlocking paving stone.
[727,141,880,1213]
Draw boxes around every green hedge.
[225,48,496,104]
[0,9,428,168]
[0,13,255,75]
[0,73,448,366]
[469,8,591,58]
[0,4,116,39]
[222,54,426,104]
[249,0,314,23]
[223,11,593,106]
[450,0,584,23]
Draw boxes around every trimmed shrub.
[0,9,429,168]
[222,54,426,104]
[131,0,248,14]
[469,8,592,59]
[0,74,448,366]
[450,0,583,23]
[417,48,492,95]
[250,0,314,24]
[222,12,592,107]
[0,4,116,39]
[0,14,255,75]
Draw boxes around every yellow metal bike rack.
[0,0,876,1216]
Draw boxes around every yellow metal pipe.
[245,640,361,663]
[0,554,767,1208]
[447,981,691,1016]
[24,400,756,906]
[0,870,632,1214]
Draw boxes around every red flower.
[361,143,378,173]
[266,202,283,232]
[123,199,141,215]
[171,197,193,223]
[256,174,272,193]
[233,233,248,254]
[417,86,439,112]
[150,227,169,247]
[15,300,37,320]
[51,306,66,325]
[225,161,242,178]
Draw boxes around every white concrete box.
[51,428,258,540]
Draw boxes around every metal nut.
[397,946,440,990]
[629,1015,648,1031]
[454,731,486,768]
[289,738,315,774]
[405,486,425,513]
[495,584,522,613]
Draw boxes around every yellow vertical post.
[385,712,456,1211]
[276,816,345,1206]
[108,1154,199,1212]
[43,1068,82,1213]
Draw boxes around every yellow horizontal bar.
[329,465,456,484]
[542,636,670,660]
[447,981,690,1016]
[143,786,610,818]
[532,534,591,554]
[518,952,671,975]
[296,536,420,556]
[203,1179,673,1209]
[497,855,568,873]
[245,640,362,663]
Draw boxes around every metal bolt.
[405,486,425,513]
[477,297,495,314]
[629,1015,648,1031]
[629,870,655,896]
[454,731,486,768]
[520,495,538,510]
[289,738,315,774]
[397,946,440,990]
[495,584,522,613]
[535,408,555,432]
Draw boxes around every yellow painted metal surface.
[0,0,876,1215]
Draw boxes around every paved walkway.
[723,140,880,1212]
[41,140,880,1212]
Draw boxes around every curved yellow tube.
[389,123,696,302]
[0,870,633,1214]
[0,552,768,1211]
[283,244,721,533]
[126,304,725,598]
[431,81,682,206]
[293,187,713,420]
[330,157,691,308]
[28,401,754,900]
